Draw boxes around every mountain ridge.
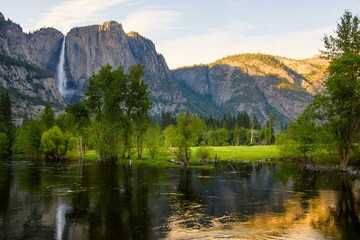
[0,12,328,125]
[172,53,328,124]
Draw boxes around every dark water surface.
[0,159,359,239]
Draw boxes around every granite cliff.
[172,54,328,124]
[63,21,186,113]
[0,13,65,120]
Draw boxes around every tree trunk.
[339,144,350,172]
[250,126,254,144]
[137,135,143,159]
[78,137,83,161]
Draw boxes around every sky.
[1,0,359,69]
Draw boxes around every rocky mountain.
[63,21,186,113]
[0,11,328,125]
[172,54,328,124]
[0,13,65,121]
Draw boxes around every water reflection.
[0,160,359,239]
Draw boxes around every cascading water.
[57,37,67,95]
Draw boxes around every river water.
[0,159,359,239]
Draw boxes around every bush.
[195,145,212,164]
[41,126,72,161]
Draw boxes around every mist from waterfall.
[57,37,66,95]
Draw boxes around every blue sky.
[1,0,359,68]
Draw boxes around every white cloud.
[33,0,127,33]
[121,8,183,36]
[158,25,334,69]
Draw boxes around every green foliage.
[195,144,212,163]
[12,119,45,157]
[41,104,55,130]
[264,114,276,145]
[205,128,229,146]
[0,132,9,154]
[41,126,73,161]
[281,11,360,170]
[277,113,320,160]
[164,112,205,164]
[145,125,162,159]
[321,10,360,59]
[84,64,151,161]
[324,52,360,170]
[298,51,360,169]
[0,91,14,153]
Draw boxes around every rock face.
[126,32,185,113]
[64,22,186,112]
[172,54,328,124]
[0,61,65,120]
[65,21,135,93]
[0,13,65,120]
[0,15,63,70]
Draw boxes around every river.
[0,159,359,239]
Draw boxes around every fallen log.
[169,159,186,166]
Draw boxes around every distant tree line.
[157,110,275,146]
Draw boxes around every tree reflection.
[333,173,360,239]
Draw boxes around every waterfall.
[57,37,66,95]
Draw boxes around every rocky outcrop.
[64,23,186,113]
[27,28,64,74]
[126,32,185,114]
[0,55,65,121]
[65,21,135,93]
[0,13,65,120]
[0,14,63,70]
[173,54,328,124]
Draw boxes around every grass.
[205,145,280,161]
[71,145,280,169]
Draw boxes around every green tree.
[195,144,212,164]
[206,130,218,146]
[321,10,360,60]
[41,104,55,130]
[0,91,13,153]
[277,112,319,160]
[85,64,151,161]
[41,126,73,161]
[164,112,205,164]
[264,114,275,145]
[217,128,229,146]
[0,132,9,154]
[317,10,360,171]
[127,65,151,159]
[323,52,360,171]
[145,125,162,159]
[12,119,45,158]
[66,101,91,159]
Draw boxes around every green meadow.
[76,145,281,168]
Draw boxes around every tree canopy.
[322,10,360,59]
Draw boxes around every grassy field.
[205,145,280,161]
[75,145,280,168]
